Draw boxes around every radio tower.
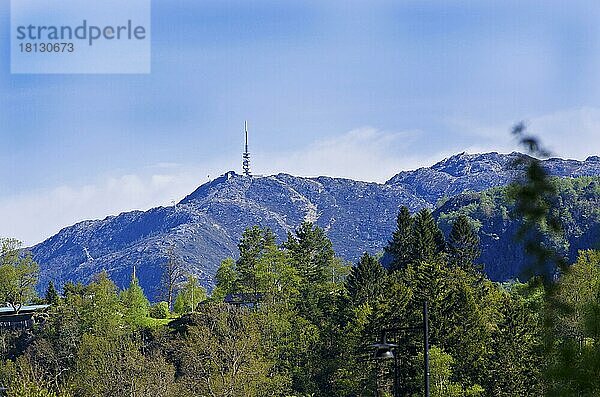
[242,121,251,177]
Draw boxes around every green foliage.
[284,222,336,285]
[448,215,481,272]
[509,125,600,396]
[150,301,170,319]
[545,250,600,396]
[284,222,344,325]
[0,355,72,396]
[437,175,600,280]
[78,272,123,336]
[411,208,447,264]
[237,226,277,294]
[212,257,238,301]
[0,238,40,312]
[168,303,291,396]
[44,281,61,306]
[417,346,484,397]
[120,274,150,327]
[486,291,543,396]
[385,206,414,272]
[345,253,386,306]
[173,275,206,314]
[385,207,447,273]
[74,333,175,397]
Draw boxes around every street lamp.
[371,331,398,396]
[370,301,430,397]
[371,331,397,359]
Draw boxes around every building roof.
[0,304,50,315]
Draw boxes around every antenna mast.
[242,121,251,177]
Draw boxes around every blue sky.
[2,0,600,244]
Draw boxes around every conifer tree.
[237,226,276,294]
[283,222,338,326]
[385,206,414,272]
[448,215,481,272]
[44,280,61,305]
[121,269,150,326]
[345,252,386,306]
[411,208,446,264]
[283,222,335,285]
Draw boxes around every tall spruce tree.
[411,208,446,264]
[44,280,61,305]
[237,226,276,294]
[345,252,386,306]
[385,206,414,272]
[448,215,481,272]
[283,222,335,285]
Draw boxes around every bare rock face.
[30,152,600,299]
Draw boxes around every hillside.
[30,152,600,297]
[436,176,600,280]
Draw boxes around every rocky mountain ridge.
[30,152,600,298]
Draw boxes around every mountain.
[386,152,600,203]
[30,152,600,298]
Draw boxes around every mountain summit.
[30,152,600,298]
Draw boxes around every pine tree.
[385,206,414,272]
[121,269,150,326]
[283,222,335,285]
[448,215,481,272]
[237,226,276,294]
[345,253,386,306]
[411,209,446,264]
[44,280,61,305]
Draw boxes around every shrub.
[150,301,170,319]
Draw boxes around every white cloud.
[453,107,600,159]
[254,127,433,183]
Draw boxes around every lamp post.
[371,332,398,396]
[423,301,430,397]
[370,301,430,397]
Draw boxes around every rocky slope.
[30,152,600,298]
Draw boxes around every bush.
[150,301,170,319]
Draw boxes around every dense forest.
[0,150,599,396]
[435,176,600,280]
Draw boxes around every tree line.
[0,205,598,395]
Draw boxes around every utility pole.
[423,301,430,397]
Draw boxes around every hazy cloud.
[255,127,435,183]
[454,107,600,159]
